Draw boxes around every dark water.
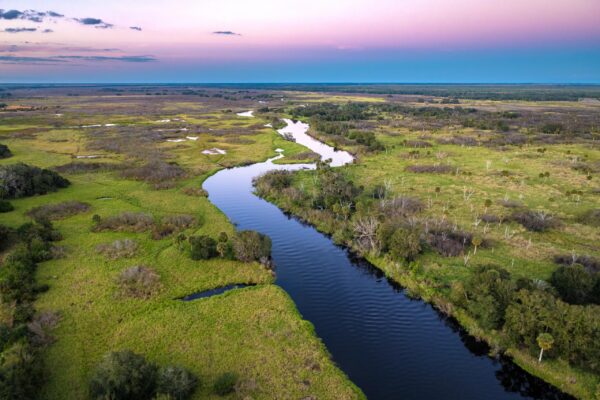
[180,284,255,301]
[203,157,570,400]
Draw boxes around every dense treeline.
[255,164,600,378]
[0,219,62,399]
[0,163,69,199]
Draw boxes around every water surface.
[202,119,569,400]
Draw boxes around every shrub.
[182,187,208,197]
[577,209,600,227]
[89,350,158,400]
[117,266,161,299]
[405,164,453,174]
[27,201,90,221]
[121,160,185,183]
[233,230,272,263]
[0,144,12,159]
[189,235,217,260]
[511,210,560,232]
[0,341,43,400]
[96,239,138,260]
[93,212,154,232]
[427,227,473,257]
[551,264,596,305]
[0,163,70,199]
[554,254,600,274]
[404,140,432,148]
[389,227,422,262]
[53,162,119,174]
[480,214,499,223]
[213,372,237,396]
[156,365,198,399]
[0,200,14,213]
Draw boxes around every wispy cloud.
[130,26,142,31]
[0,54,156,64]
[212,31,241,36]
[4,27,37,33]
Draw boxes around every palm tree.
[536,333,554,363]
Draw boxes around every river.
[202,117,569,400]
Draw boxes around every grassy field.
[256,96,600,399]
[0,89,363,399]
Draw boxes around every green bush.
[551,264,596,305]
[232,231,271,263]
[0,200,13,213]
[89,351,158,400]
[0,144,11,159]
[0,163,69,199]
[189,235,217,260]
[389,227,422,262]
[213,372,237,396]
[156,365,198,399]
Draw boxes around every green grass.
[259,107,600,399]
[0,99,364,399]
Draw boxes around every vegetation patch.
[92,212,154,233]
[27,201,91,221]
[96,239,139,260]
[117,266,161,299]
[0,163,70,199]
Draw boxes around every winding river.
[202,117,570,400]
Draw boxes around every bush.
[27,201,90,221]
[89,350,158,400]
[93,212,154,232]
[389,227,422,262]
[427,227,472,257]
[0,341,43,400]
[511,210,560,232]
[405,164,454,174]
[554,254,600,274]
[577,209,600,227]
[0,200,14,213]
[156,365,198,399]
[96,239,138,260]
[117,266,161,299]
[121,160,186,183]
[189,235,217,260]
[233,230,271,263]
[53,162,119,174]
[0,144,12,159]
[0,163,70,199]
[213,372,237,396]
[551,264,596,305]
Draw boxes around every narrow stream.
[202,117,570,400]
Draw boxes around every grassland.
[256,96,600,399]
[0,88,363,399]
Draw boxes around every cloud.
[0,54,156,64]
[0,55,65,64]
[212,31,241,36]
[4,27,37,33]
[76,17,113,29]
[0,9,63,22]
[42,29,54,34]
[130,26,142,31]
[56,55,156,62]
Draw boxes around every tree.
[536,333,554,363]
[156,365,198,399]
[233,231,271,263]
[188,235,216,260]
[551,264,594,305]
[89,351,158,400]
[389,227,422,262]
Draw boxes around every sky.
[0,0,599,83]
